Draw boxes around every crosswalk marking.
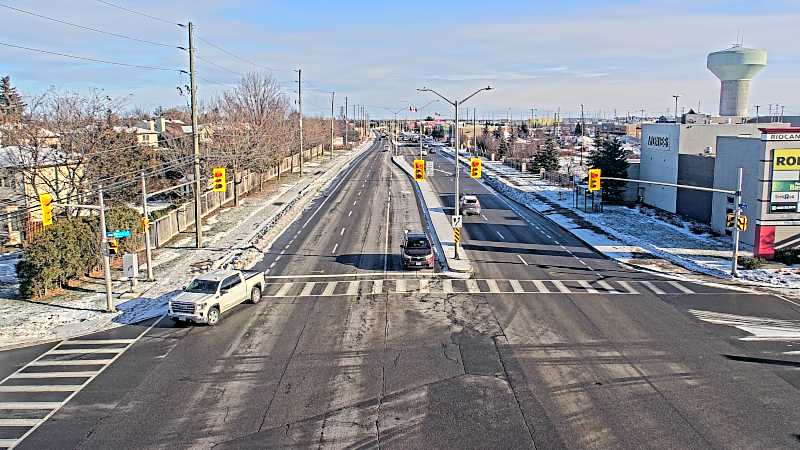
[668,281,695,294]
[28,359,114,366]
[47,348,124,355]
[577,280,598,294]
[259,279,712,298]
[300,282,316,296]
[0,419,41,427]
[64,339,135,345]
[275,282,294,297]
[0,402,62,410]
[322,282,337,296]
[346,281,359,296]
[551,280,571,294]
[0,385,82,393]
[9,371,97,379]
[443,279,453,294]
[640,281,665,294]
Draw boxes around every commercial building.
[711,128,800,257]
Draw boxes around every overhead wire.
[0,41,184,73]
[94,0,184,27]
[0,3,183,49]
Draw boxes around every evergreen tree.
[0,76,26,121]
[520,123,529,137]
[492,126,502,140]
[574,122,582,136]
[498,136,509,156]
[588,136,630,201]
[533,139,560,172]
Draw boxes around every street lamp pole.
[417,86,493,259]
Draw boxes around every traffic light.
[725,213,735,229]
[108,238,119,256]
[212,167,227,192]
[470,158,482,179]
[141,217,150,231]
[413,159,425,181]
[588,168,601,191]
[39,193,54,227]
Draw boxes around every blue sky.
[1,0,798,120]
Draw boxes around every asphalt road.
[5,138,800,449]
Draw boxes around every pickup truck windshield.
[184,279,219,294]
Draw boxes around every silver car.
[460,194,481,215]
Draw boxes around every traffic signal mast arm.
[597,176,736,194]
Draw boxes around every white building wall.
[640,124,680,212]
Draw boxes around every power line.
[0,41,184,73]
[194,54,244,78]
[195,34,279,73]
[0,3,182,49]
[94,0,184,27]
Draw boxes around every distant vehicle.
[460,194,481,215]
[420,149,427,156]
[383,144,390,152]
[401,231,434,269]
[169,269,265,325]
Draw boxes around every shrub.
[16,206,143,298]
[774,248,800,266]
[738,256,767,270]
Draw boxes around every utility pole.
[580,104,585,166]
[330,92,335,157]
[473,108,477,155]
[140,173,154,281]
[98,186,114,313]
[188,21,202,249]
[297,68,303,175]
[673,94,680,123]
[454,99,461,258]
[755,105,760,123]
[345,96,349,149]
[731,168,744,277]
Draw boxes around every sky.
[1,0,798,120]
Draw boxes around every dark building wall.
[676,154,715,223]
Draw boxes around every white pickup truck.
[168,269,265,325]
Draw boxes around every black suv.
[401,231,434,269]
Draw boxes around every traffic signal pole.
[731,168,743,277]
[454,99,460,259]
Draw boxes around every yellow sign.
[453,227,461,244]
[773,149,800,171]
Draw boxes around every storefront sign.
[646,135,670,150]
[769,149,800,213]
[763,132,800,141]
[773,149,800,171]
[771,191,799,203]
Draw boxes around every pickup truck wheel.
[250,286,262,304]
[206,306,220,326]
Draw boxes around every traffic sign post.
[453,227,461,244]
[451,215,463,228]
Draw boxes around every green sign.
[772,181,800,192]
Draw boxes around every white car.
[169,269,265,325]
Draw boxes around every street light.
[417,85,493,259]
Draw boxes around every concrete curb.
[391,156,473,276]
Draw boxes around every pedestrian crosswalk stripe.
[28,359,115,366]
[47,348,124,355]
[261,278,703,298]
[10,371,97,379]
[0,402,62,410]
[0,419,40,427]
[0,385,82,393]
[64,339,135,345]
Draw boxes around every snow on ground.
[444,148,800,290]
[0,143,371,349]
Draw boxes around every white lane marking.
[28,359,114,366]
[275,283,294,297]
[486,279,500,293]
[0,385,83,393]
[597,280,619,294]
[544,234,553,239]
[435,169,453,175]
[617,281,639,294]
[299,282,316,296]
[348,210,353,217]
[496,231,505,240]
[275,255,282,262]
[419,279,430,294]
[265,272,409,280]
[65,339,134,345]
[578,260,588,266]
[553,240,560,245]
[322,282,337,296]
[532,280,550,293]
[280,249,286,255]
[517,254,528,265]
[395,279,407,293]
[0,419,41,426]
[10,371,97,379]
[47,348,123,355]
[466,279,480,293]
[481,214,488,221]
[510,280,524,293]
[442,279,453,293]
[331,243,339,254]
[372,280,383,295]
[668,281,695,294]
[577,280,598,294]
[383,198,391,274]
[269,262,277,269]
[346,281,359,296]
[640,281,666,295]
[340,227,346,236]
[353,200,357,206]
[0,402,62,410]
[551,280,571,293]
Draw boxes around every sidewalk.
[392,155,472,276]
[0,141,373,350]
[440,147,800,292]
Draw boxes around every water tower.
[707,45,767,117]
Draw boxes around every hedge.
[16,206,145,298]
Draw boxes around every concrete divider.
[392,156,472,276]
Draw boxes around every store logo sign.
[773,149,800,171]
[646,135,670,149]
